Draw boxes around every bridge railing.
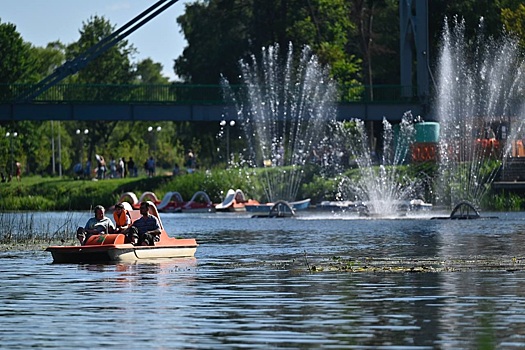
[0,83,419,104]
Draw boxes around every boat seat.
[120,201,134,212]
[146,201,164,230]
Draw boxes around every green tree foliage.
[0,15,192,177]
[427,0,508,64]
[0,20,36,84]
[63,16,137,163]
[347,0,401,98]
[175,0,251,84]
[28,42,66,83]
[135,58,170,84]
[501,3,525,48]
[175,0,362,89]
[289,0,362,99]
[3,1,525,179]
[66,15,136,85]
[133,58,176,102]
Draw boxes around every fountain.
[221,17,524,217]
[434,17,525,210]
[327,17,525,217]
[222,43,431,216]
[221,43,337,206]
[332,113,429,217]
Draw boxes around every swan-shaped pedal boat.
[45,202,198,263]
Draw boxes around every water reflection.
[2,212,525,348]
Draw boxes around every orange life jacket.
[113,209,131,227]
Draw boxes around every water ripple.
[2,213,525,348]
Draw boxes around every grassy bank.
[0,175,166,211]
[0,166,338,211]
[1,165,523,212]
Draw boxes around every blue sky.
[1,0,194,81]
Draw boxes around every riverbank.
[1,168,524,211]
[0,171,253,211]
[0,167,338,211]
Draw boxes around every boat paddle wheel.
[449,201,481,219]
[431,201,497,220]
[252,200,296,218]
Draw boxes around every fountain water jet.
[333,113,427,216]
[221,43,337,203]
[435,17,525,209]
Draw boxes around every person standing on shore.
[15,161,21,182]
[127,157,136,177]
[84,159,91,179]
[146,157,155,177]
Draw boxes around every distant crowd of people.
[72,150,199,180]
[73,156,138,180]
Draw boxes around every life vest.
[113,209,131,227]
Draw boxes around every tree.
[501,3,525,48]
[64,16,137,163]
[66,15,136,85]
[174,0,366,163]
[0,19,36,84]
[175,0,252,84]
[363,0,399,85]
[288,0,362,99]
[30,41,66,82]
[133,58,175,103]
[348,0,393,99]
[428,0,507,67]
[175,0,362,90]
[135,58,170,84]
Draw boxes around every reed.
[0,211,80,246]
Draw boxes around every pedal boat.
[45,202,198,263]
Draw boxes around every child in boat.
[76,205,116,245]
[113,203,132,233]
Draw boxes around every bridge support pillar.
[400,0,430,104]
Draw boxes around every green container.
[415,122,440,143]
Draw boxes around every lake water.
[2,210,525,349]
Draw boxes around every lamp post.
[5,131,18,177]
[58,121,62,177]
[220,120,235,166]
[50,120,63,177]
[51,121,55,175]
[148,126,162,157]
[76,128,89,163]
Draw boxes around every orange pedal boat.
[46,202,198,263]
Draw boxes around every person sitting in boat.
[76,205,116,245]
[113,203,132,233]
[125,201,161,246]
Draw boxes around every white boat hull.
[47,243,197,263]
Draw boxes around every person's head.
[115,203,124,213]
[94,205,105,219]
[139,201,150,215]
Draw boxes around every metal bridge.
[0,0,429,123]
[0,83,425,122]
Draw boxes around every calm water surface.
[2,210,525,349]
